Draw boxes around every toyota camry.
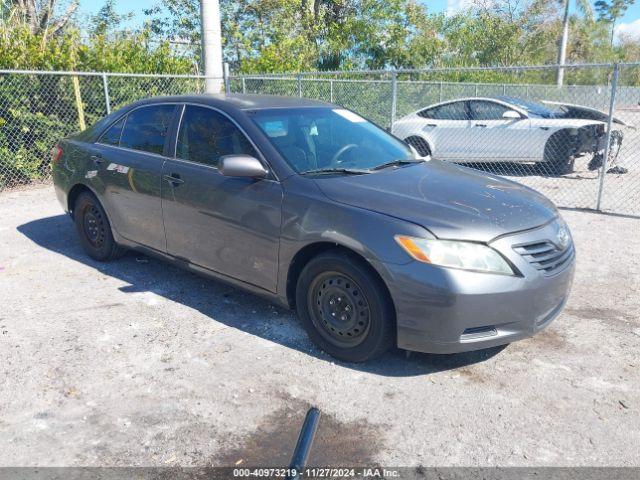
[51,94,575,362]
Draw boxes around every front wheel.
[74,191,124,261]
[540,132,575,176]
[295,251,395,362]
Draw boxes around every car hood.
[314,161,558,242]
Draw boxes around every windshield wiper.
[370,158,425,171]
[301,167,371,176]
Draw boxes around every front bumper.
[376,221,575,354]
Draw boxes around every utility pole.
[200,0,224,93]
[557,0,570,87]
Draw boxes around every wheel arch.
[67,183,99,215]
[403,134,432,157]
[285,242,396,316]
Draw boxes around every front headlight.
[395,235,514,275]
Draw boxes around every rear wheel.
[74,191,124,261]
[295,250,395,362]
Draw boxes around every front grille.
[513,240,574,275]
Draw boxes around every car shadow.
[17,214,506,378]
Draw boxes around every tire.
[74,191,125,261]
[295,250,395,362]
[539,132,575,176]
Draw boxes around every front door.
[467,100,533,161]
[161,105,283,292]
[93,104,177,251]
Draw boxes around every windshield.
[249,107,415,173]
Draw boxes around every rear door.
[161,104,283,292]
[418,101,473,160]
[93,104,177,252]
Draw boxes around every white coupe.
[392,96,629,175]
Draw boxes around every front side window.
[469,101,510,120]
[250,107,414,173]
[98,117,125,146]
[119,105,176,155]
[176,105,258,167]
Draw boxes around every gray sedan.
[51,94,575,362]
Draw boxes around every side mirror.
[219,155,268,178]
[502,110,521,120]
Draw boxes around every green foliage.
[0,12,197,187]
[2,0,640,188]
[595,0,636,44]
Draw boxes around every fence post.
[596,63,619,211]
[297,74,302,97]
[390,70,398,130]
[329,79,334,103]
[439,81,443,102]
[71,75,86,131]
[242,77,246,94]
[223,62,231,94]
[102,74,111,115]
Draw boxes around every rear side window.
[98,117,125,146]
[119,105,176,155]
[176,105,258,167]
[419,102,469,120]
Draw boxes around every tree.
[90,0,134,37]
[595,0,635,45]
[2,0,78,37]
[538,0,593,85]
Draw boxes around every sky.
[77,0,640,40]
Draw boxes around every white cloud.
[615,18,640,42]
[446,0,475,16]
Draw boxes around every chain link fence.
[1,65,639,217]
[231,64,640,217]
[0,70,208,190]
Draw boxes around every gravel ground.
[0,185,639,467]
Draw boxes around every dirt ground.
[0,185,638,467]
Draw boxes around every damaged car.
[392,96,631,175]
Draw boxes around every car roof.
[404,96,530,118]
[132,93,332,111]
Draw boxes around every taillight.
[51,145,63,164]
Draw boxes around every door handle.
[474,123,487,128]
[425,123,437,128]
[90,154,104,165]
[163,173,184,186]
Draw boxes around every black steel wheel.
[74,191,124,261]
[82,204,107,248]
[296,250,395,362]
[309,272,371,348]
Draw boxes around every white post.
[557,0,570,87]
[200,0,224,93]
